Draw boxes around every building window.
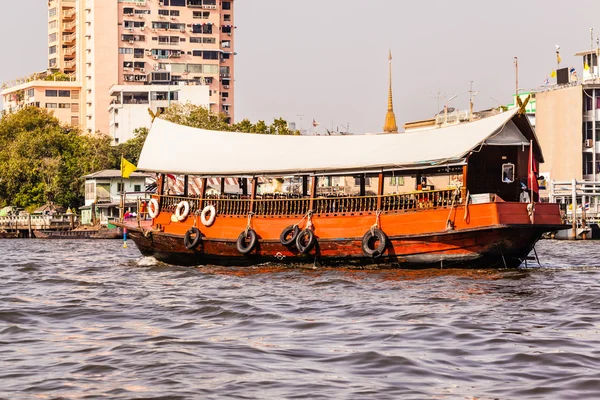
[49,20,57,30]
[49,58,57,68]
[134,185,141,192]
[222,1,231,10]
[49,7,57,17]
[224,14,231,21]
[71,116,79,126]
[26,89,35,97]
[71,90,80,100]
[59,90,71,97]
[45,103,57,108]
[583,152,594,176]
[135,9,151,15]
[119,47,134,54]
[49,45,57,55]
[117,183,124,193]
[71,103,79,112]
[59,103,71,109]
[45,90,58,97]
[389,177,404,186]
[49,33,57,43]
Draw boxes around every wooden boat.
[118,109,565,268]
[0,231,19,239]
[33,228,122,239]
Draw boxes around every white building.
[108,84,210,144]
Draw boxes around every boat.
[0,230,19,239]
[117,108,565,268]
[33,228,122,239]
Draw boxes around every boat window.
[502,163,515,183]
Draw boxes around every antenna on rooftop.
[468,81,478,121]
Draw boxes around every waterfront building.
[1,0,235,138]
[108,84,209,143]
[81,170,151,225]
[534,50,600,183]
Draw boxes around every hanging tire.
[175,201,190,222]
[201,205,217,227]
[148,198,160,219]
[296,229,316,254]
[362,228,387,258]
[184,227,202,250]
[280,225,299,247]
[236,229,258,255]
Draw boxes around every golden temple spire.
[383,49,398,133]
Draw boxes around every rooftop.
[83,170,153,179]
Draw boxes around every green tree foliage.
[113,127,149,165]
[161,103,299,135]
[0,107,116,209]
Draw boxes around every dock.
[548,179,600,240]
[0,213,77,238]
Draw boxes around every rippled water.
[1,239,600,399]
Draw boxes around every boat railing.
[153,188,461,217]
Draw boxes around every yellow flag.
[551,70,557,78]
[584,62,590,71]
[121,157,137,178]
[557,53,562,64]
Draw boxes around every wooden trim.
[309,176,317,211]
[158,174,165,196]
[377,172,384,209]
[199,177,207,209]
[359,174,366,197]
[302,176,309,196]
[250,177,258,213]
[183,175,189,197]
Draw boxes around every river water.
[1,239,600,399]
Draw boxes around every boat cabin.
[138,108,541,218]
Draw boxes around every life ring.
[175,201,190,222]
[362,228,387,258]
[184,227,202,250]
[280,225,299,247]
[236,229,258,255]
[296,229,316,254]
[201,205,217,227]
[148,198,160,218]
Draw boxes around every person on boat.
[519,183,531,203]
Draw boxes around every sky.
[1,0,600,134]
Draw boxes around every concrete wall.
[535,85,583,182]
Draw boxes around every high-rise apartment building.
[2,0,235,140]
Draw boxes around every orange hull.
[120,201,564,268]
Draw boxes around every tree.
[0,108,115,209]
[114,127,149,165]
[160,103,299,135]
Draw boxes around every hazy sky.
[2,0,600,133]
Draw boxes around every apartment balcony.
[64,46,77,56]
[62,8,76,19]
[64,59,76,69]
[62,33,76,44]
[63,21,76,31]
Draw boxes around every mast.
[383,49,399,133]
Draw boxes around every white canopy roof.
[137,108,524,176]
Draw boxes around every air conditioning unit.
[140,68,145,72]
[129,40,134,44]
[171,16,176,20]
[584,139,593,148]
[159,15,165,19]
[153,55,159,59]
[223,85,229,89]
[138,15,144,19]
